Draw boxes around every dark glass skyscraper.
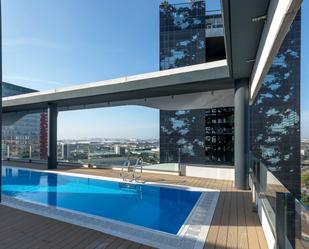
[205,107,234,163]
[248,12,302,245]
[159,1,232,165]
[250,12,301,198]
[159,1,206,70]
[2,82,48,160]
[160,110,205,164]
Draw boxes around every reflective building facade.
[160,110,205,163]
[2,83,47,160]
[159,1,206,70]
[205,107,234,164]
[250,12,301,198]
[249,12,302,247]
[159,1,232,165]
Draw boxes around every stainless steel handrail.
[120,158,143,182]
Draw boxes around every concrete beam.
[2,60,230,113]
[58,89,234,112]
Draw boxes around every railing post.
[29,144,32,163]
[276,192,295,249]
[178,148,181,174]
[7,144,10,160]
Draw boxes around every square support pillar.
[234,78,249,190]
[48,104,58,169]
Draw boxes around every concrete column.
[234,78,249,189]
[48,104,58,169]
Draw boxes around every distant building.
[63,143,72,160]
[57,142,77,161]
[114,145,126,156]
[2,82,47,160]
[57,142,65,160]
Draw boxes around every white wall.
[184,165,234,181]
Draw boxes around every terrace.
[2,160,267,249]
[0,0,308,248]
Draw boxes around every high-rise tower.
[159,1,233,165]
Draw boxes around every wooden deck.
[1,161,268,249]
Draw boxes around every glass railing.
[295,198,309,248]
[56,142,180,174]
[251,156,309,249]
[2,110,48,162]
[5,141,235,174]
[2,142,44,162]
[2,141,235,174]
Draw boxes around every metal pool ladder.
[120,158,143,182]
[118,182,143,201]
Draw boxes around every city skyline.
[57,106,159,140]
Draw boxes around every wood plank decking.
[1,161,268,249]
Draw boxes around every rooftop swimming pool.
[2,166,201,235]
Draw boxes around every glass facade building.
[160,4,304,247]
[160,110,205,164]
[159,1,232,165]
[250,11,301,198]
[2,82,48,160]
[249,11,305,249]
[205,107,234,164]
[159,1,206,70]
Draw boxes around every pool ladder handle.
[120,159,143,182]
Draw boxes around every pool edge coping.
[2,165,220,249]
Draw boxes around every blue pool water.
[2,167,201,234]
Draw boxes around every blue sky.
[301,0,309,138]
[2,0,308,139]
